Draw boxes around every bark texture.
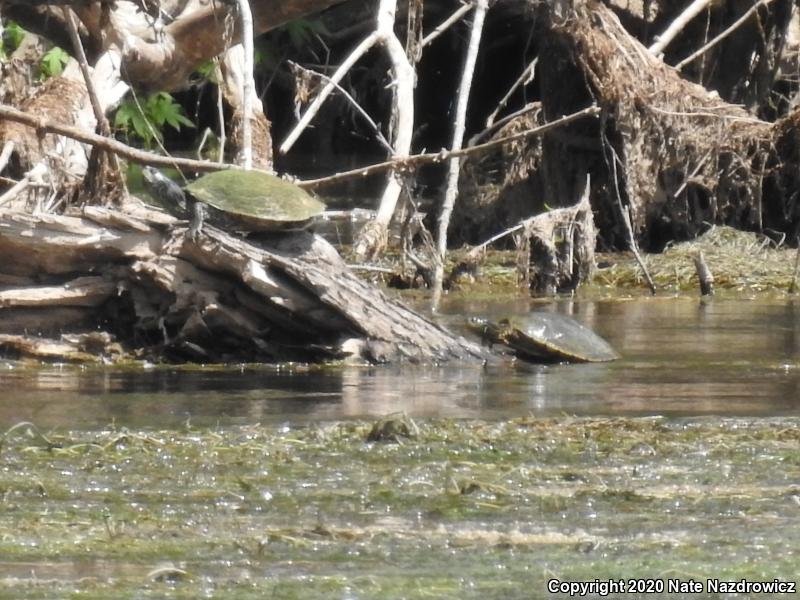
[0,201,485,364]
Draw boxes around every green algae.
[0,416,798,598]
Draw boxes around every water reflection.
[2,297,800,428]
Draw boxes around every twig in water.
[692,250,715,296]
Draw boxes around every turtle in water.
[467,313,620,363]
[142,167,325,238]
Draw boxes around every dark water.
[2,297,800,428]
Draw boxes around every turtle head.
[466,317,505,347]
[142,166,160,185]
[141,167,188,217]
[466,317,493,341]
[466,317,489,332]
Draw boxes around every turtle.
[141,167,325,238]
[467,313,620,363]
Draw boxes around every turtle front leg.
[188,200,206,241]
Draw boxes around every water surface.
[1,296,799,599]
[1,296,799,428]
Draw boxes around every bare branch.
[0,103,224,173]
[432,0,489,308]
[280,33,380,154]
[288,61,394,153]
[675,0,776,70]
[235,0,255,169]
[422,2,472,47]
[648,0,712,56]
[299,105,600,189]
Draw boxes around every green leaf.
[130,110,155,142]
[113,92,194,148]
[3,21,26,53]
[40,46,70,79]
[192,60,219,84]
[113,104,135,129]
[114,98,156,146]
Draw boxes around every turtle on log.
[467,313,620,363]
[142,167,325,238]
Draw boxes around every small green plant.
[39,46,70,79]
[114,91,195,147]
[192,60,219,84]
[0,21,26,60]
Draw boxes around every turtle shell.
[502,313,619,363]
[185,170,325,231]
[468,313,619,363]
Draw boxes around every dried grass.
[596,225,797,291]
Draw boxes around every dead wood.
[300,106,600,190]
[0,103,229,176]
[540,0,774,250]
[692,250,715,296]
[455,103,547,244]
[0,275,115,308]
[453,174,597,295]
[3,0,349,91]
[519,175,596,294]
[0,332,121,363]
[431,0,489,309]
[0,102,600,192]
[0,204,485,364]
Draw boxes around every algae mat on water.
[0,417,798,599]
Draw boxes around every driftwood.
[0,201,485,364]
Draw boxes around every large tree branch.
[3,0,347,90]
[123,0,346,89]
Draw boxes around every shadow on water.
[2,297,800,428]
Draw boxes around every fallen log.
[0,331,122,363]
[0,202,485,364]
